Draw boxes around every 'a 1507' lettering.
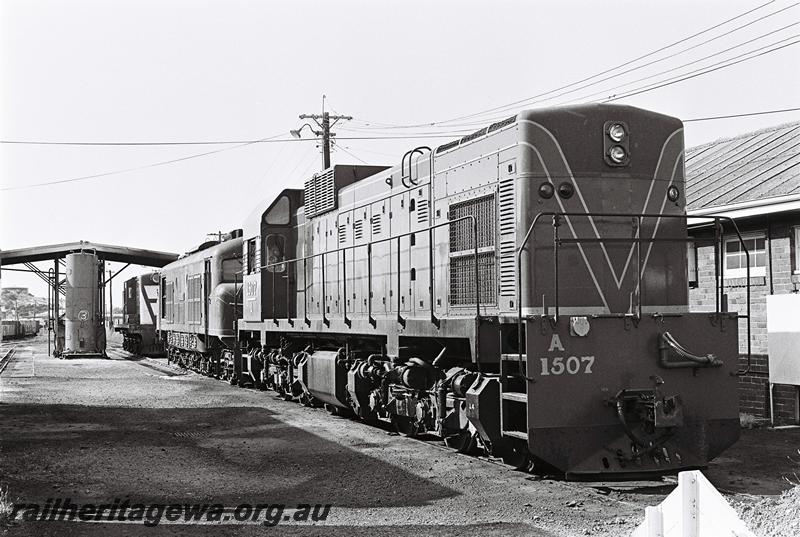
[540,356,595,376]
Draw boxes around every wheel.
[392,416,420,438]
[444,431,478,454]
[501,439,534,472]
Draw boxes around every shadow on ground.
[704,427,800,495]
[0,404,457,508]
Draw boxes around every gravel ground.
[1,335,797,536]
[733,486,800,537]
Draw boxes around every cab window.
[222,257,243,282]
[265,234,286,273]
[264,196,290,225]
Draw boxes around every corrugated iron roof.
[685,120,800,210]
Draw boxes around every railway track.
[0,345,17,375]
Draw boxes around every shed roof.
[0,241,178,267]
[685,121,800,211]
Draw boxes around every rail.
[0,346,16,375]
[516,212,752,376]
[256,215,483,371]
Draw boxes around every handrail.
[401,146,432,188]
[262,214,483,371]
[515,211,751,377]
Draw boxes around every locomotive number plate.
[539,356,595,376]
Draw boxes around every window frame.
[687,242,698,288]
[264,195,290,225]
[794,226,800,275]
[724,232,767,279]
[221,257,243,283]
[246,237,258,275]
[264,234,287,273]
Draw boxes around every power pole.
[292,105,352,169]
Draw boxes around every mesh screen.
[448,194,496,252]
[450,252,497,306]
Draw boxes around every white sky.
[2,0,799,297]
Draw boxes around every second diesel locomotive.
[158,233,243,378]
[115,272,164,356]
[163,104,744,479]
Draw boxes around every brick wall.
[689,232,800,425]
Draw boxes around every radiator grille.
[460,127,488,145]
[187,275,202,323]
[304,169,336,218]
[449,195,496,252]
[449,194,497,306]
[371,214,382,236]
[499,240,516,296]
[436,140,460,154]
[488,115,517,133]
[450,252,497,306]
[498,178,515,235]
[417,198,429,225]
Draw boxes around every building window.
[687,242,698,288]
[725,234,766,278]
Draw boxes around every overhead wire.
[342,26,800,134]
[4,104,799,193]
[683,107,800,122]
[0,133,284,191]
[603,38,800,103]
[4,7,799,192]
[348,0,790,129]
[539,21,800,108]
[335,144,369,164]
[557,32,800,106]
[0,133,472,147]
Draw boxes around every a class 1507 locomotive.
[161,103,743,479]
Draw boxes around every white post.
[680,471,699,537]
[645,506,664,537]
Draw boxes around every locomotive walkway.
[1,335,798,536]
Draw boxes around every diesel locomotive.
[158,233,243,377]
[161,104,743,479]
[115,272,164,356]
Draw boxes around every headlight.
[558,182,575,199]
[539,182,555,199]
[667,185,680,202]
[608,145,627,164]
[608,123,626,142]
